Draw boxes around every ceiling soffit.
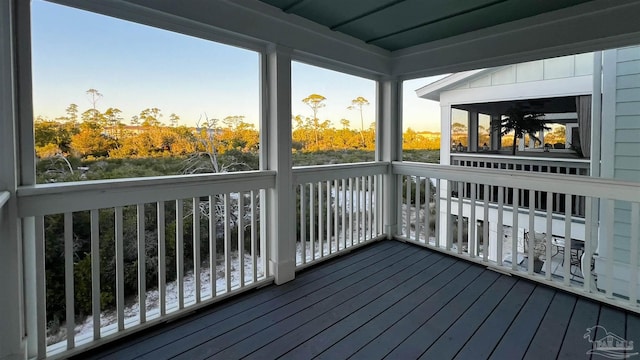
[258,0,594,51]
[51,0,640,79]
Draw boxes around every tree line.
[34,90,440,167]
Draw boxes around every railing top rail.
[19,170,276,196]
[450,153,591,165]
[0,190,9,209]
[293,161,388,184]
[18,171,276,217]
[393,161,640,203]
[293,161,386,172]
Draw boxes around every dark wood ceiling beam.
[330,0,406,30]
[365,0,509,43]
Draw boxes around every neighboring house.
[416,48,640,300]
[417,52,594,163]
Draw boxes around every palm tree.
[496,106,550,155]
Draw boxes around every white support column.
[439,104,452,246]
[264,45,295,284]
[440,104,451,165]
[469,111,478,152]
[597,49,618,261]
[585,51,602,289]
[0,1,26,359]
[590,51,603,179]
[379,77,401,239]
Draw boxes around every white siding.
[597,46,640,299]
[469,74,491,88]
[614,46,640,184]
[614,47,640,265]
[575,53,594,76]
[543,56,574,79]
[451,53,593,90]
[516,60,544,82]
[491,66,516,85]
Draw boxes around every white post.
[488,221,499,262]
[378,77,401,239]
[264,45,295,284]
[0,1,26,359]
[469,111,478,152]
[585,51,603,290]
[590,51,603,179]
[598,48,618,263]
[440,104,451,165]
[468,216,479,256]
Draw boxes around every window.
[31,0,260,183]
[291,61,376,166]
[478,114,491,151]
[401,76,445,163]
[451,109,469,152]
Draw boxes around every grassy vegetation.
[37,149,440,182]
[401,149,440,163]
[292,150,374,166]
[292,149,439,166]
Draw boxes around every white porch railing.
[394,161,640,313]
[451,154,590,176]
[13,159,640,359]
[17,171,275,359]
[292,162,387,268]
[451,154,590,217]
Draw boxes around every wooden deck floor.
[77,240,640,360]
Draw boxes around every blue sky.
[31,0,442,131]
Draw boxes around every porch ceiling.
[257,0,594,51]
[454,96,578,116]
[58,0,640,78]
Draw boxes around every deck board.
[288,255,453,360]
[591,306,628,360]
[236,250,440,359]
[74,240,640,360]
[385,270,500,359]
[142,245,420,360]
[179,247,432,359]
[454,280,536,360]
[419,275,517,359]
[523,291,577,360]
[350,263,482,359]
[97,240,401,360]
[557,298,600,359]
[312,256,459,360]
[489,285,555,359]
[243,254,451,359]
